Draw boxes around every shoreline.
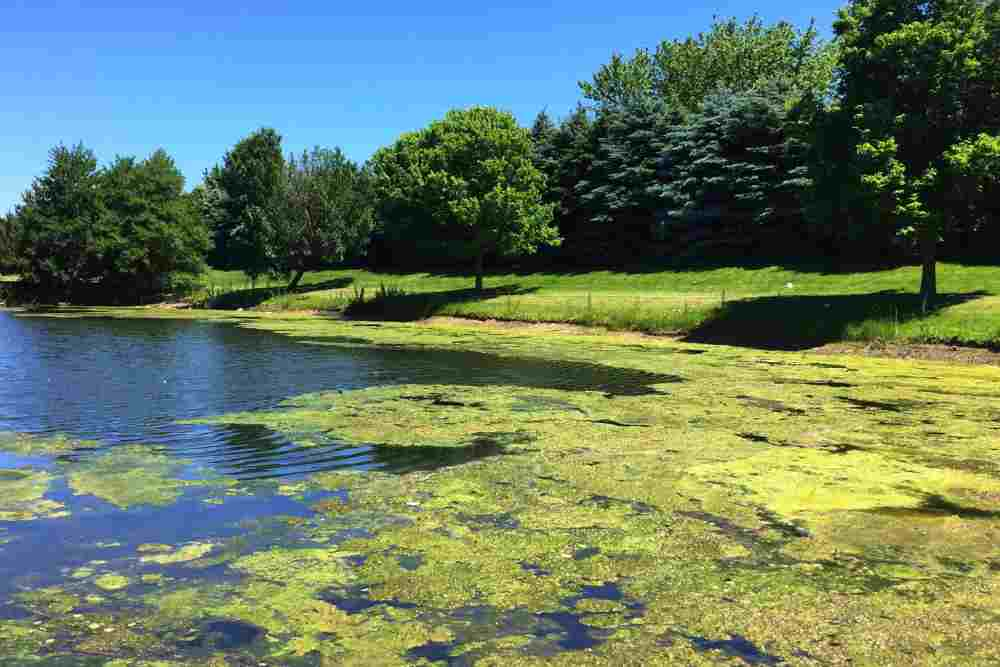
[7,303,1000,367]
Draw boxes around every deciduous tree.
[581,16,837,113]
[100,149,210,292]
[835,0,1000,308]
[269,148,375,288]
[207,128,285,281]
[371,107,559,290]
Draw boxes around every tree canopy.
[16,144,108,291]
[0,212,19,274]
[100,150,210,292]
[371,106,559,290]
[580,16,837,112]
[206,128,285,280]
[8,4,1000,303]
[268,147,376,288]
[655,90,811,253]
[15,144,207,297]
[832,0,1000,306]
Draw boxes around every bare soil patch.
[812,341,1000,366]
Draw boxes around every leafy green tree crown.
[371,106,559,288]
[581,15,837,113]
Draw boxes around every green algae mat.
[2,311,1000,665]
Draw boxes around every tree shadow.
[205,277,355,310]
[866,493,1000,520]
[682,290,989,351]
[367,256,913,282]
[344,284,539,322]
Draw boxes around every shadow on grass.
[371,256,912,281]
[683,290,989,351]
[205,278,354,310]
[345,284,539,322]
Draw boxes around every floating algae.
[3,311,1000,664]
[0,468,68,521]
[65,444,208,509]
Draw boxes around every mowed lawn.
[195,262,1000,348]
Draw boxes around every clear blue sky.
[2,0,844,214]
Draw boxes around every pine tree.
[575,99,679,260]
[531,105,603,263]
[655,90,810,254]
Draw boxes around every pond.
[0,311,686,664]
[0,312,669,479]
[3,310,1000,665]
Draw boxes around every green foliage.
[0,211,19,274]
[833,0,1000,303]
[14,144,208,299]
[99,149,210,292]
[797,102,898,258]
[655,90,811,251]
[15,144,108,291]
[581,15,837,112]
[942,132,1000,235]
[531,105,600,262]
[206,128,285,280]
[371,106,559,289]
[267,147,375,288]
[574,100,679,257]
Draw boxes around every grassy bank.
[193,262,1000,349]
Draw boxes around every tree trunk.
[287,269,304,291]
[919,225,937,313]
[474,247,484,292]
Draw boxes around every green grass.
[192,262,1000,348]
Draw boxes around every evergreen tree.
[575,100,679,260]
[15,143,109,291]
[654,90,810,253]
[532,105,602,263]
[0,212,19,274]
[530,110,557,146]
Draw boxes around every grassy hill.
[192,262,1000,349]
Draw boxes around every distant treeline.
[3,0,998,305]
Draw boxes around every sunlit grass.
[193,263,1000,347]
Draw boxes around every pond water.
[0,312,664,479]
[0,311,682,662]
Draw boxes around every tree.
[15,144,209,298]
[269,147,375,288]
[574,100,680,259]
[654,90,811,253]
[0,212,19,274]
[207,128,285,281]
[370,107,559,290]
[834,0,1000,308]
[100,149,210,292]
[530,110,557,146]
[16,143,109,291]
[530,105,604,263]
[581,16,837,113]
[941,132,1000,252]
